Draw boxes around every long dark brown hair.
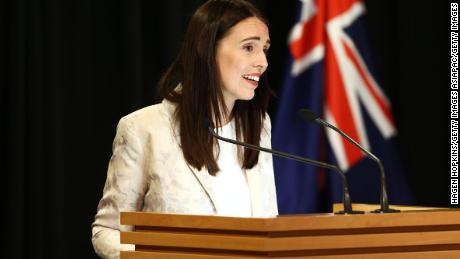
[158,0,272,175]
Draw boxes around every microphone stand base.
[334,210,365,215]
[371,208,401,213]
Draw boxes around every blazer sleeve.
[91,116,148,259]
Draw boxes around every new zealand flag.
[273,0,413,214]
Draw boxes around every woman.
[91,0,278,258]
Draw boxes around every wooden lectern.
[120,207,460,258]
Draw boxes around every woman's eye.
[243,45,254,52]
[263,48,269,55]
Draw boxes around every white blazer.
[91,99,278,259]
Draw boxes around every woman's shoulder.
[263,112,271,122]
[117,100,176,135]
[123,99,174,119]
[263,112,272,129]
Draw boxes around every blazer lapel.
[162,99,218,213]
[246,168,263,217]
[187,164,218,213]
[190,165,265,217]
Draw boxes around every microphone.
[206,121,363,215]
[298,109,400,213]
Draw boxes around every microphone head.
[298,109,320,122]
[203,119,210,127]
[203,118,213,130]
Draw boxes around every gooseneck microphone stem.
[208,126,362,215]
[299,109,400,213]
[316,120,390,213]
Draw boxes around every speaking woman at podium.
[91,0,278,258]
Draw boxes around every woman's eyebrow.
[240,37,271,45]
[240,36,261,43]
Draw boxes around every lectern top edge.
[120,209,460,232]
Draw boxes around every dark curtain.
[2,0,452,258]
[364,1,451,205]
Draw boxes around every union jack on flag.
[273,0,412,214]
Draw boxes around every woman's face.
[216,17,270,110]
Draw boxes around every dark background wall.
[1,0,453,258]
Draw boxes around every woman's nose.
[254,51,268,71]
